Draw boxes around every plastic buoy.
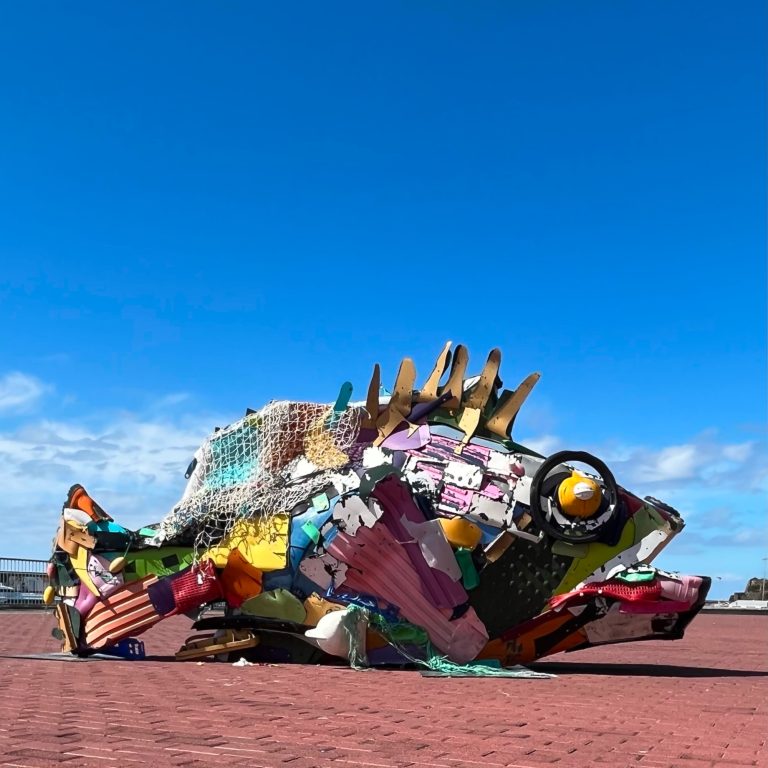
[557,474,602,518]
[438,517,482,549]
[108,556,126,574]
[43,585,55,605]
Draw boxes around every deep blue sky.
[0,2,765,598]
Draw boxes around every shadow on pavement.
[530,661,768,678]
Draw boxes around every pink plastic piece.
[327,521,487,662]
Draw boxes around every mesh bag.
[169,560,223,614]
[549,579,662,610]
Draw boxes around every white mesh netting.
[159,400,363,553]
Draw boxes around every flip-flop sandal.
[175,630,259,660]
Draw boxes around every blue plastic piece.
[101,637,146,660]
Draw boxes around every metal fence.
[0,557,48,608]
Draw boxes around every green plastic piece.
[301,521,321,544]
[122,547,195,581]
[311,493,330,512]
[241,589,306,623]
[455,547,480,590]
[552,540,589,558]
[615,566,656,583]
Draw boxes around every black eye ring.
[529,450,619,543]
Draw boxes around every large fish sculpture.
[46,343,710,667]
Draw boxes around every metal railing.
[0,558,48,608]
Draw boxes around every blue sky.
[0,2,765,599]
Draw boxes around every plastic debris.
[44,343,711,670]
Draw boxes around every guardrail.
[0,557,48,608]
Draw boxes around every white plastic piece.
[63,508,91,526]
[585,530,670,584]
[507,522,543,544]
[330,470,361,494]
[400,515,462,581]
[363,447,392,468]
[445,461,483,489]
[298,553,347,589]
[467,495,509,527]
[486,451,512,475]
[304,607,368,660]
[573,481,596,500]
[512,475,532,506]
[289,457,321,479]
[333,495,380,535]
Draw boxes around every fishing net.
[159,400,363,553]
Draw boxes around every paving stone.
[0,612,766,768]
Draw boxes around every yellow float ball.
[557,473,602,518]
[108,556,126,574]
[43,585,55,606]
[438,517,482,549]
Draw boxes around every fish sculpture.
[46,343,710,667]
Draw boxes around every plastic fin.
[417,341,452,402]
[485,372,541,439]
[439,344,468,410]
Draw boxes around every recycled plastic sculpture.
[47,343,710,668]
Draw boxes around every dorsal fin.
[454,348,501,453]
[361,364,381,429]
[439,344,468,410]
[485,372,541,439]
[417,341,452,402]
[374,357,416,446]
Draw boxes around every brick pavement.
[0,612,765,768]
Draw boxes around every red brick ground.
[0,611,765,768]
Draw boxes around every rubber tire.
[529,450,619,543]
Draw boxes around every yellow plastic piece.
[204,515,290,572]
[108,556,125,574]
[43,585,55,605]
[303,593,345,627]
[71,545,100,596]
[438,517,482,549]
[557,473,602,518]
[553,518,635,595]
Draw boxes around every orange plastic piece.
[219,548,263,607]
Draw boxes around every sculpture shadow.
[530,661,768,678]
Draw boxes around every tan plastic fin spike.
[486,372,541,439]
[454,348,503,454]
[362,363,381,429]
[417,341,452,402]
[439,344,468,410]
[464,348,502,409]
[374,357,417,446]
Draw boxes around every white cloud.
[0,372,49,412]
[517,431,766,494]
[0,403,227,558]
[606,435,765,493]
[633,443,699,482]
[722,442,754,463]
[518,434,561,456]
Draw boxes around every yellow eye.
[557,474,602,518]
